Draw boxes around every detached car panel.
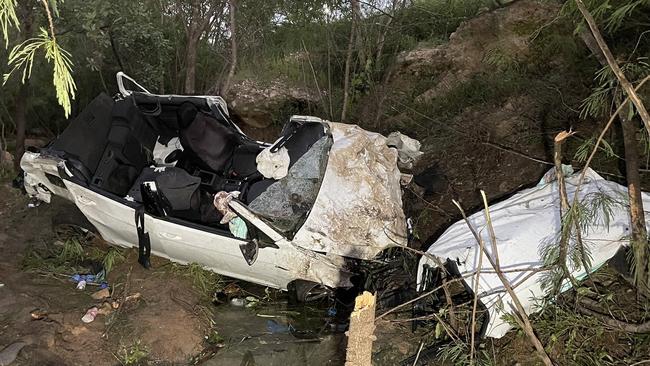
[21,73,407,291]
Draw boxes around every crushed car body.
[21,72,409,292]
[417,167,647,338]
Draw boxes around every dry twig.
[469,213,484,365]
[453,192,554,366]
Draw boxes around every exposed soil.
[0,181,210,365]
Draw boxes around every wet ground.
[0,179,416,365]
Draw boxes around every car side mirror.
[239,239,259,266]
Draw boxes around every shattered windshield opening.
[248,135,333,238]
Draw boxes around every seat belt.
[135,206,151,268]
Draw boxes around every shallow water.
[205,300,347,365]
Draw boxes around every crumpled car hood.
[291,122,407,259]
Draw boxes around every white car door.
[147,216,297,289]
[63,180,166,257]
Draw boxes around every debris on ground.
[81,307,99,323]
[386,132,423,170]
[91,288,110,300]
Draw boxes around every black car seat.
[48,93,115,183]
[177,102,241,175]
[91,97,158,196]
[131,167,222,226]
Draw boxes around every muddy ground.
[0,178,419,365]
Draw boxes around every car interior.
[45,91,330,232]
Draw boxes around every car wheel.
[288,280,332,303]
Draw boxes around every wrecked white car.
[21,73,408,298]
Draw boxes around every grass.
[437,341,496,366]
[532,301,621,366]
[22,234,125,278]
[115,341,149,366]
[88,246,125,273]
[0,165,14,181]
[172,262,223,300]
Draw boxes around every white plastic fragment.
[256,146,290,179]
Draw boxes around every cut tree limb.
[345,291,376,366]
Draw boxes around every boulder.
[225,79,320,129]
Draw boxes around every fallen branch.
[453,192,554,366]
[576,304,650,333]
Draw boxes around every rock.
[0,341,28,366]
[24,138,47,148]
[225,79,320,129]
[394,0,559,103]
[0,151,13,167]
[91,288,110,300]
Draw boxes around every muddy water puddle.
[206,299,347,365]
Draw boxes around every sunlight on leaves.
[3,27,76,117]
[0,0,19,47]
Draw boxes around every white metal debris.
[418,168,645,338]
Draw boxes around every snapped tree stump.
[345,291,376,366]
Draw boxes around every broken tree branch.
[569,76,650,208]
[469,213,484,365]
[577,303,650,333]
[553,131,580,293]
[453,193,554,366]
[573,0,650,134]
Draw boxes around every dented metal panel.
[21,151,73,203]
[291,122,407,259]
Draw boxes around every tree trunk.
[580,26,650,296]
[340,0,359,122]
[13,84,28,172]
[184,32,199,94]
[221,0,237,96]
[108,27,126,72]
[13,0,35,172]
[620,112,650,295]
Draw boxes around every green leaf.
[434,321,443,339]
[0,0,19,47]
[3,27,76,117]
